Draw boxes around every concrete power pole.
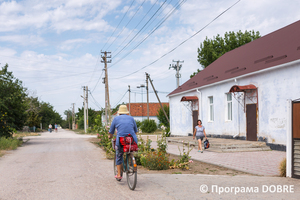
[72,103,75,130]
[146,73,170,125]
[128,85,131,115]
[86,86,88,130]
[146,75,149,120]
[169,60,184,88]
[82,86,87,133]
[101,51,111,125]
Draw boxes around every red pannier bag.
[119,134,139,152]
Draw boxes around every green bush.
[142,151,170,170]
[140,119,157,133]
[135,120,142,129]
[0,137,23,150]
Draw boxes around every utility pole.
[82,86,87,133]
[128,85,131,115]
[86,86,88,130]
[146,73,170,125]
[72,103,75,130]
[101,51,111,125]
[146,74,149,120]
[169,60,184,88]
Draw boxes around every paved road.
[0,130,299,199]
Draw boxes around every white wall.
[169,60,300,144]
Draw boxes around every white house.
[168,20,300,178]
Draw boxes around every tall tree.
[191,30,261,78]
[156,105,169,128]
[0,64,27,137]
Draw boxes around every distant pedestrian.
[55,123,58,132]
[193,120,207,153]
[49,124,52,133]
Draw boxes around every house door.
[292,101,300,178]
[192,110,198,133]
[246,104,257,141]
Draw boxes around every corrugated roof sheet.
[168,20,300,96]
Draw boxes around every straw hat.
[118,105,129,114]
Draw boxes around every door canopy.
[229,84,257,93]
[180,96,198,101]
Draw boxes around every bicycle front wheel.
[126,153,137,190]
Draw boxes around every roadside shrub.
[142,151,170,170]
[140,119,157,133]
[0,137,23,150]
[169,143,193,170]
[135,120,142,129]
[279,158,286,177]
[157,132,167,153]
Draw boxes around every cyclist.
[108,105,138,180]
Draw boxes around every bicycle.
[112,138,138,190]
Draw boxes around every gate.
[292,101,300,178]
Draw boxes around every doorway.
[292,101,300,178]
[246,104,257,141]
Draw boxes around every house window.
[226,93,232,121]
[208,96,214,121]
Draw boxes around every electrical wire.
[106,0,146,51]
[111,0,167,60]
[113,90,128,108]
[112,0,160,54]
[111,0,241,79]
[101,0,136,51]
[110,0,186,69]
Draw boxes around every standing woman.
[193,120,207,153]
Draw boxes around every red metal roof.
[229,84,257,92]
[168,20,300,96]
[181,96,198,101]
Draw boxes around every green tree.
[156,105,169,127]
[25,97,42,127]
[0,64,27,137]
[39,102,62,129]
[192,30,261,78]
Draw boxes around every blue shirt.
[109,114,138,146]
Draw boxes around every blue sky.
[1,0,300,118]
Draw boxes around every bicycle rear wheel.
[126,153,137,190]
[113,152,123,181]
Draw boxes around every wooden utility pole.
[101,51,111,125]
[169,60,184,88]
[128,85,131,115]
[146,74,149,120]
[146,73,170,125]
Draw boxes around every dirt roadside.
[89,138,253,176]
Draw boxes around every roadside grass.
[13,131,41,138]
[138,129,163,135]
[0,137,23,151]
[73,129,98,135]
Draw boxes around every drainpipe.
[196,89,202,120]
[233,78,240,138]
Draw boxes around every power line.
[106,0,146,51]
[109,0,185,68]
[112,0,160,54]
[113,90,128,108]
[111,0,241,79]
[111,0,167,60]
[101,0,136,51]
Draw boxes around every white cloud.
[0,35,45,46]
